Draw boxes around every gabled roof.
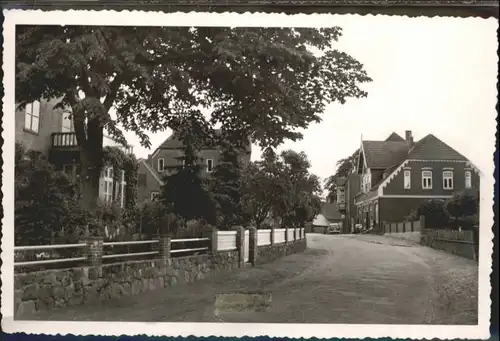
[152,128,252,157]
[137,158,164,185]
[385,132,405,142]
[407,134,467,161]
[321,201,343,221]
[361,140,409,169]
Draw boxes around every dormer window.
[157,158,164,172]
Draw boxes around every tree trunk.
[80,150,102,211]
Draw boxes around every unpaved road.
[26,234,478,324]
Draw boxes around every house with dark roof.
[137,129,252,202]
[354,130,480,231]
[311,201,344,233]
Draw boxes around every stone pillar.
[285,227,289,243]
[232,226,245,268]
[410,220,414,232]
[270,226,275,245]
[293,228,297,241]
[83,237,103,267]
[157,235,171,261]
[248,226,258,266]
[206,227,218,254]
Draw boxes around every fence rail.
[15,227,307,272]
[103,240,158,246]
[15,243,85,251]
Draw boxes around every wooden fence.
[15,226,307,272]
[383,215,479,261]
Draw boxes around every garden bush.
[406,199,450,229]
[15,143,80,246]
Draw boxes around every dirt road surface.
[26,234,478,324]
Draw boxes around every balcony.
[52,132,78,149]
[51,132,133,154]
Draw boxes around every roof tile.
[407,134,467,161]
[362,140,409,169]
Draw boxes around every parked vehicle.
[328,223,342,234]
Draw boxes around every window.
[465,171,472,189]
[24,100,40,133]
[151,192,160,201]
[443,171,454,190]
[103,166,113,203]
[337,188,345,203]
[119,170,126,208]
[157,158,164,172]
[422,170,432,189]
[404,170,411,189]
[206,159,214,173]
[61,112,73,132]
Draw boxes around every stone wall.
[15,250,238,317]
[255,239,307,265]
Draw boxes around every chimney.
[405,130,414,148]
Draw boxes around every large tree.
[241,149,321,229]
[324,149,359,202]
[16,26,371,208]
[275,150,322,228]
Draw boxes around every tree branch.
[65,89,88,150]
[103,74,123,112]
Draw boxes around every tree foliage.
[406,199,450,229]
[16,26,371,207]
[160,123,217,224]
[241,149,322,229]
[209,140,246,230]
[407,188,480,230]
[324,149,359,202]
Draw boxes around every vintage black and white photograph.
[1,10,496,339]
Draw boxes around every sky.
[122,15,498,187]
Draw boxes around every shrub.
[445,189,479,230]
[15,144,80,246]
[137,201,181,239]
[446,188,479,218]
[407,199,450,229]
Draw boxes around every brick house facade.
[336,171,361,233]
[16,98,134,207]
[137,130,252,202]
[352,131,480,231]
